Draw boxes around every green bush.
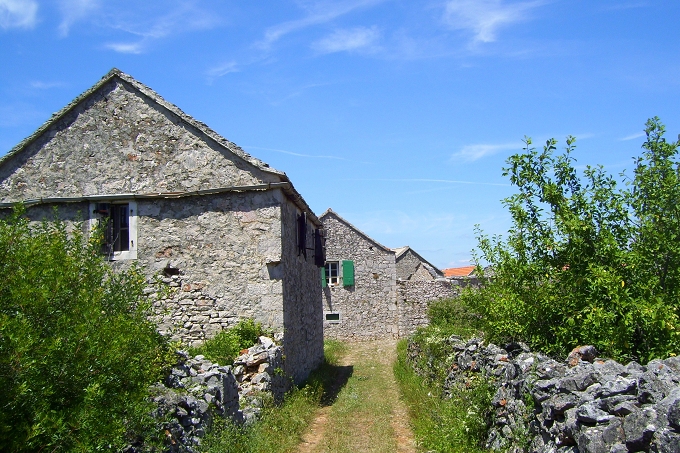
[190,318,264,365]
[467,117,680,362]
[0,207,172,452]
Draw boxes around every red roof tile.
[442,266,476,277]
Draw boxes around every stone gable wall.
[396,249,434,281]
[0,78,278,203]
[321,214,398,339]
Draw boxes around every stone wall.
[396,279,459,337]
[280,200,324,384]
[396,248,438,281]
[321,213,398,339]
[138,191,286,344]
[408,335,680,453]
[0,77,277,204]
[0,70,326,387]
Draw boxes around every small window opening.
[325,313,340,322]
[163,267,181,277]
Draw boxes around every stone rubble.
[146,335,287,452]
[408,336,680,453]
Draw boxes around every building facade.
[320,209,457,339]
[0,69,324,384]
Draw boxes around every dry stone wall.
[148,336,286,453]
[409,336,680,453]
[396,279,459,337]
[321,213,398,339]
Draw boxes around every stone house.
[394,246,444,281]
[0,69,324,384]
[320,208,457,339]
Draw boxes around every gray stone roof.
[0,68,320,226]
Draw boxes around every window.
[321,260,354,287]
[90,201,137,260]
[324,312,341,323]
[323,261,340,286]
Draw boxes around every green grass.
[200,340,346,453]
[394,339,493,453]
[314,341,404,453]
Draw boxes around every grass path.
[296,339,417,453]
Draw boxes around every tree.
[463,117,680,362]
[0,207,171,452]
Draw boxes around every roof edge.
[320,208,393,253]
[0,69,321,227]
[394,246,444,276]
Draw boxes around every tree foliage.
[464,117,680,362]
[0,208,171,452]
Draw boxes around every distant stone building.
[0,69,324,384]
[320,209,457,339]
[394,246,444,281]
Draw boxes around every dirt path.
[297,339,417,453]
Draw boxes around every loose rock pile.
[410,336,680,453]
[232,334,288,420]
[147,335,287,452]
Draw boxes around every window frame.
[89,200,138,261]
[324,311,341,324]
[324,261,340,286]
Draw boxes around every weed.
[394,340,492,453]
[200,340,344,453]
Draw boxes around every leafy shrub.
[190,318,264,365]
[0,207,171,452]
[467,117,680,362]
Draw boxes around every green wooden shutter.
[342,260,354,286]
[321,266,327,288]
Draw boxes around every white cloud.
[346,177,509,187]
[257,0,385,49]
[30,80,64,89]
[0,0,38,29]
[620,132,645,141]
[312,26,380,54]
[104,42,143,54]
[443,0,546,43]
[103,3,220,54]
[243,145,358,162]
[206,61,240,79]
[450,142,520,162]
[602,2,647,11]
[58,0,99,36]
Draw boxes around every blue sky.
[1,0,679,269]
